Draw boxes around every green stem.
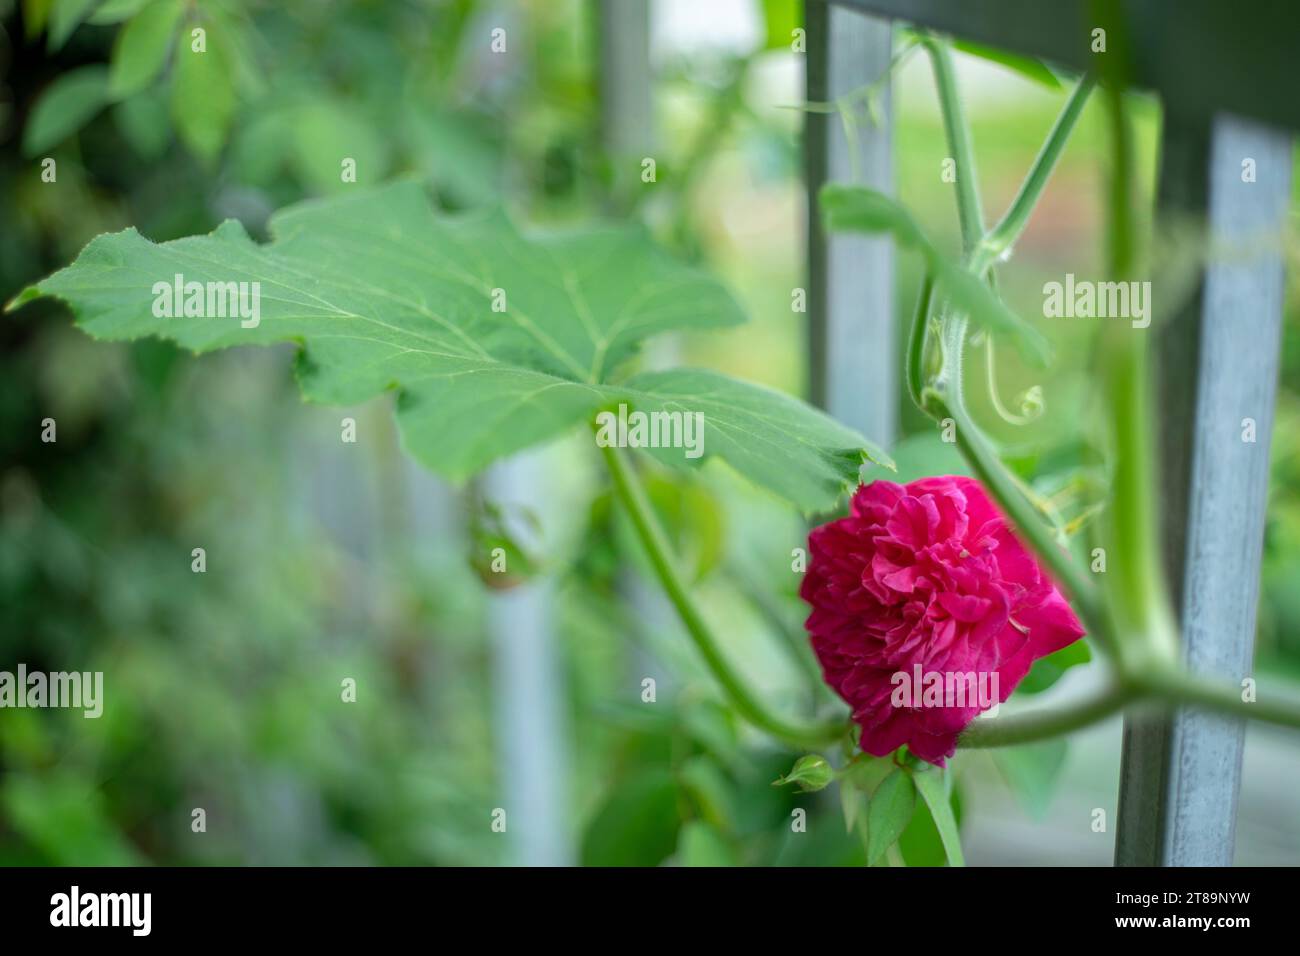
[1138,668,1300,731]
[920,35,981,411]
[906,274,935,411]
[982,335,1038,426]
[960,680,1136,748]
[1092,84,1180,667]
[797,40,920,117]
[724,564,831,705]
[600,443,846,748]
[904,51,1292,751]
[912,61,1113,656]
[922,36,985,257]
[962,666,1300,749]
[1102,81,1136,277]
[972,74,1097,272]
[931,392,1113,658]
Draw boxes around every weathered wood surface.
[805,3,896,445]
[1116,114,1289,865]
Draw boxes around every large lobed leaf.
[11,180,890,512]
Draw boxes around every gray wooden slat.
[805,3,896,446]
[596,0,678,700]
[1113,710,1171,865]
[825,0,1300,134]
[1116,113,1291,866]
[599,0,674,374]
[484,453,573,866]
[597,0,652,163]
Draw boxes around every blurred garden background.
[1,0,1298,865]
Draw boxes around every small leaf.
[820,184,1051,368]
[171,16,235,161]
[47,0,99,51]
[866,768,916,865]
[898,781,962,866]
[820,183,925,249]
[932,258,1052,367]
[910,767,965,867]
[22,66,109,156]
[838,754,894,832]
[841,754,895,795]
[952,39,1062,89]
[774,754,833,793]
[109,0,184,98]
[840,782,865,834]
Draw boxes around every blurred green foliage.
[2,0,1297,866]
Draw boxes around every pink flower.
[799,476,1085,766]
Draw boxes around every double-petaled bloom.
[800,476,1085,766]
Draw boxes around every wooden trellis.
[810,0,1293,866]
